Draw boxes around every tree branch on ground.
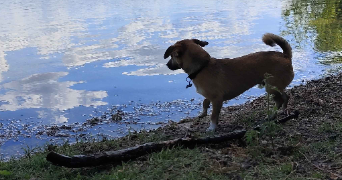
[46,111,299,168]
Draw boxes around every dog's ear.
[164,45,175,59]
[192,39,209,47]
[164,45,182,59]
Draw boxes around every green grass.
[0,146,227,180]
[242,163,296,180]
[96,147,226,180]
[318,121,342,133]
[0,128,227,180]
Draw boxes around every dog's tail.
[262,33,292,60]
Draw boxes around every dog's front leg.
[198,99,210,118]
[207,99,223,132]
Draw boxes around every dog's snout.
[166,59,180,70]
[166,60,172,68]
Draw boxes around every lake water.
[0,0,341,159]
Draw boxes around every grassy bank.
[1,73,342,180]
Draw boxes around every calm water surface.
[0,0,341,158]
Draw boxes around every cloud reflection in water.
[0,72,107,117]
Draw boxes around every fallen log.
[46,129,246,168]
[46,111,299,168]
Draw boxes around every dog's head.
[164,39,210,74]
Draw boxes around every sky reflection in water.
[0,0,286,122]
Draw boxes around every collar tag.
[186,77,193,89]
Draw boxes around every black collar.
[185,61,209,88]
[188,69,201,80]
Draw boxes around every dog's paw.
[283,108,290,116]
[206,123,217,132]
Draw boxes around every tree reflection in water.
[282,0,342,64]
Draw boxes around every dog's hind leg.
[281,92,289,109]
[198,99,210,118]
[272,90,290,115]
[281,92,290,115]
[272,91,284,110]
[207,99,223,132]
[266,86,283,119]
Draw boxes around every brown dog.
[164,33,294,131]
